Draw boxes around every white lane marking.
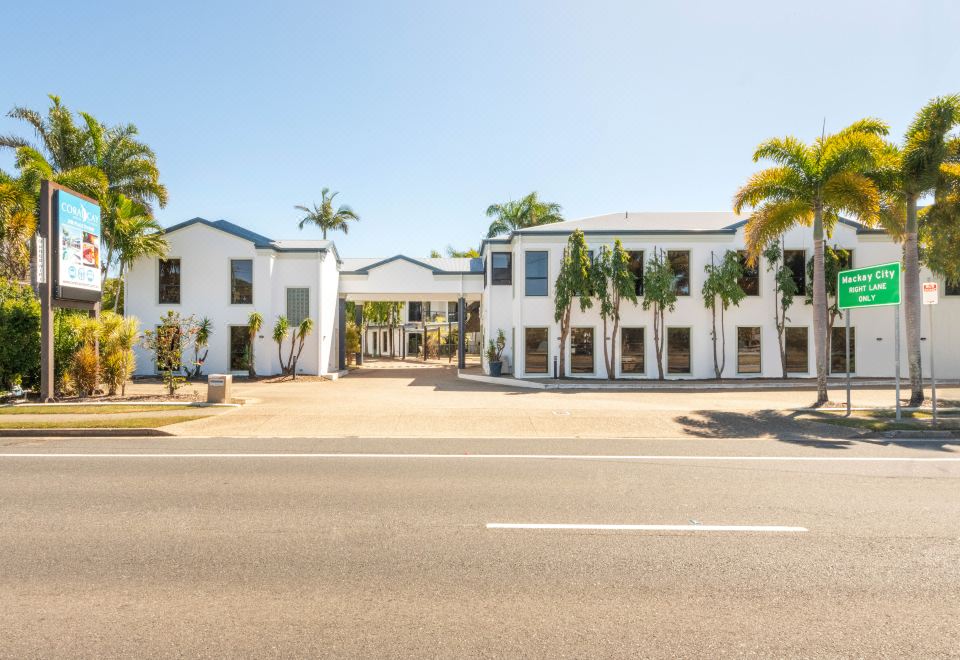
[487,523,808,532]
[0,453,957,462]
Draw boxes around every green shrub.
[0,280,40,389]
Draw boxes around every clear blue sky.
[2,1,958,257]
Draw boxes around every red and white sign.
[922,281,939,305]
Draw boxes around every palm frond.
[743,199,812,259]
[732,166,806,213]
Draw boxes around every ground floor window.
[372,332,378,354]
[620,327,645,375]
[525,328,549,374]
[830,326,856,374]
[667,327,691,374]
[229,326,250,372]
[784,327,809,373]
[571,327,594,374]
[408,333,421,356]
[737,326,761,374]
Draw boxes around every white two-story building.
[126,212,960,381]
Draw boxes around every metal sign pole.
[845,311,851,417]
[894,305,901,421]
[929,303,937,425]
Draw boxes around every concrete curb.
[876,430,959,439]
[0,428,173,438]
[1,402,240,409]
[457,370,960,393]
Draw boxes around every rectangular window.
[737,251,760,296]
[158,258,180,304]
[230,259,253,304]
[448,301,459,321]
[525,327,549,374]
[784,250,806,296]
[620,327,645,375]
[945,281,960,296]
[667,327,691,374]
[737,326,762,374]
[784,327,809,373]
[628,251,644,296]
[286,288,309,326]
[571,327,594,374]
[667,250,690,296]
[229,326,249,372]
[525,251,548,296]
[408,302,422,322]
[830,326,856,374]
[491,253,512,285]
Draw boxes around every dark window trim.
[667,250,691,296]
[736,325,762,375]
[158,257,181,305]
[784,249,807,297]
[784,326,810,374]
[736,251,761,296]
[570,326,595,375]
[619,326,646,377]
[229,258,254,305]
[524,326,550,375]
[666,326,692,374]
[491,252,512,285]
[524,250,549,297]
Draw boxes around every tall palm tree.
[110,195,168,311]
[734,119,887,405]
[485,191,563,237]
[0,171,37,281]
[870,95,960,405]
[295,188,359,239]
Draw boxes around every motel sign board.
[837,262,901,310]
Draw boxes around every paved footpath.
[0,435,957,658]
[163,363,960,439]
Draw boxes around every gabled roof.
[162,217,341,260]
[340,255,483,275]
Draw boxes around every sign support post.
[38,181,55,402]
[923,281,939,425]
[894,305,901,421]
[836,261,902,422]
[844,311,851,417]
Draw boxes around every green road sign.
[837,261,901,309]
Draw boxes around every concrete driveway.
[167,359,957,439]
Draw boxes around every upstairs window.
[408,302,423,323]
[158,258,180,304]
[946,281,960,296]
[737,251,760,295]
[784,250,806,296]
[525,251,548,296]
[667,250,690,296]
[491,253,512,285]
[230,259,253,304]
[628,251,644,296]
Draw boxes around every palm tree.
[110,195,167,311]
[871,95,960,406]
[295,188,359,239]
[246,312,263,378]
[734,119,887,405]
[0,171,37,281]
[485,191,563,238]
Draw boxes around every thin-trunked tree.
[642,249,678,380]
[592,240,638,379]
[763,239,798,377]
[702,250,746,379]
[246,312,263,377]
[554,230,594,378]
[805,245,851,356]
[734,119,887,405]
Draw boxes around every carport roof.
[340,255,483,275]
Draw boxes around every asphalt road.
[1,436,958,658]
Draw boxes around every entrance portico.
[337,255,484,370]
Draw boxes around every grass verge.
[0,404,199,415]
[0,414,213,430]
[800,410,960,432]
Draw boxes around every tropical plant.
[0,172,37,281]
[108,194,167,303]
[733,119,887,405]
[485,192,563,238]
[870,95,960,405]
[247,312,263,377]
[295,188,359,239]
[0,279,40,388]
[66,315,101,397]
[140,311,192,395]
[182,317,212,379]
[345,321,361,365]
[289,318,314,378]
[642,249,678,380]
[554,230,593,378]
[591,240,638,378]
[702,250,747,379]
[99,311,139,396]
[804,245,851,352]
[272,316,290,374]
[762,240,799,377]
[486,329,506,364]
[432,245,480,258]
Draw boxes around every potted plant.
[486,329,506,377]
